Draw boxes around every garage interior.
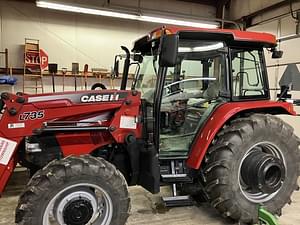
[1,0,300,225]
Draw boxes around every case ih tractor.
[0,26,299,225]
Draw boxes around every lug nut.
[8,108,17,116]
[109,126,116,132]
[132,90,138,96]
[16,97,25,104]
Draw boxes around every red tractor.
[0,26,299,225]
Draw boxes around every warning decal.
[120,116,137,129]
[0,137,17,166]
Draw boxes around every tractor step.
[159,155,188,161]
[161,174,192,183]
[162,195,193,207]
[160,158,194,207]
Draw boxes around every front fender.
[187,100,295,169]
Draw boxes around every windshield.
[134,55,158,102]
[133,39,227,103]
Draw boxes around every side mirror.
[113,59,119,78]
[272,48,283,59]
[112,54,121,78]
[159,34,178,67]
[133,54,143,63]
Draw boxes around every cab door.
[158,40,228,157]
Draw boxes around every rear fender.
[0,136,22,194]
[187,101,295,169]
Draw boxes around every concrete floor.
[0,170,300,225]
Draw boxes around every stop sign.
[40,49,48,71]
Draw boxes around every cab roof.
[133,26,277,52]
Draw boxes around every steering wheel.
[165,88,182,97]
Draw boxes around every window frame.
[174,39,231,100]
[229,47,270,101]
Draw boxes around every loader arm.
[0,90,142,194]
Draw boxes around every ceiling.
[15,0,300,27]
[177,0,231,18]
[178,0,218,6]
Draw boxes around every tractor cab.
[126,26,278,158]
[113,26,287,206]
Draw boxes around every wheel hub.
[241,149,285,194]
[53,188,99,225]
[63,199,94,225]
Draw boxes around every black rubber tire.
[15,155,130,225]
[0,99,4,112]
[91,83,107,90]
[203,114,300,224]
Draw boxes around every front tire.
[203,114,300,224]
[16,155,130,225]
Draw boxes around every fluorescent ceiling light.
[193,42,224,51]
[36,1,217,29]
[179,42,224,52]
[36,1,139,20]
[139,15,217,29]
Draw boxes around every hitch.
[258,206,279,225]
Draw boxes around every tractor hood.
[0,90,142,139]
[26,90,129,105]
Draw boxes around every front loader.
[0,26,299,225]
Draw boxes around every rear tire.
[15,155,130,225]
[203,114,300,224]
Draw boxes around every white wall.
[225,0,300,136]
[0,0,215,69]
[246,3,300,132]
[0,1,150,69]
[228,0,294,21]
[247,10,300,99]
[0,0,215,93]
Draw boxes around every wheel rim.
[238,142,286,203]
[43,183,113,225]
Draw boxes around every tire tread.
[203,114,300,224]
[16,155,130,225]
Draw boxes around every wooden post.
[5,48,8,75]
